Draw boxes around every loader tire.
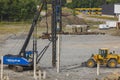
[107,59,117,68]
[86,59,96,68]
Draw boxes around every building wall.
[101,4,115,15]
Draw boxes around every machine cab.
[99,48,109,58]
[24,51,34,62]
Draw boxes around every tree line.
[66,0,120,8]
[2,0,119,21]
[0,0,37,21]
[0,0,66,22]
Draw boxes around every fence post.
[34,53,37,80]
[38,70,42,80]
[57,34,60,73]
[43,71,46,79]
[97,62,100,75]
[1,56,3,80]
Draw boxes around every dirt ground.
[1,34,120,80]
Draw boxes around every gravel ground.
[1,34,120,80]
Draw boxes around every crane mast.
[19,2,44,57]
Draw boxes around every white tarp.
[66,25,88,28]
[106,21,117,28]
[114,4,120,14]
[99,24,109,29]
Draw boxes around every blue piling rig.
[2,0,62,72]
[3,0,51,72]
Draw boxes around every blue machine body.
[3,51,33,66]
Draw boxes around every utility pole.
[33,19,37,79]
[51,0,62,67]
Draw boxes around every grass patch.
[90,26,98,29]
[88,15,118,21]
[62,7,73,14]
[0,25,28,35]
[0,21,50,37]
[0,21,31,25]
[0,22,31,35]
[85,20,104,25]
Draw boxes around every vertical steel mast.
[51,0,62,67]
[19,2,44,57]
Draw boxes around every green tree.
[47,0,67,6]
[0,0,37,21]
[66,0,120,8]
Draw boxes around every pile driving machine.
[3,1,51,72]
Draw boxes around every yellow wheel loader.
[84,48,120,68]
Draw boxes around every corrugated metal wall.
[101,4,115,15]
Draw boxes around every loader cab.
[99,48,108,58]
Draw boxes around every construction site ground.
[0,12,120,80]
[1,34,120,80]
